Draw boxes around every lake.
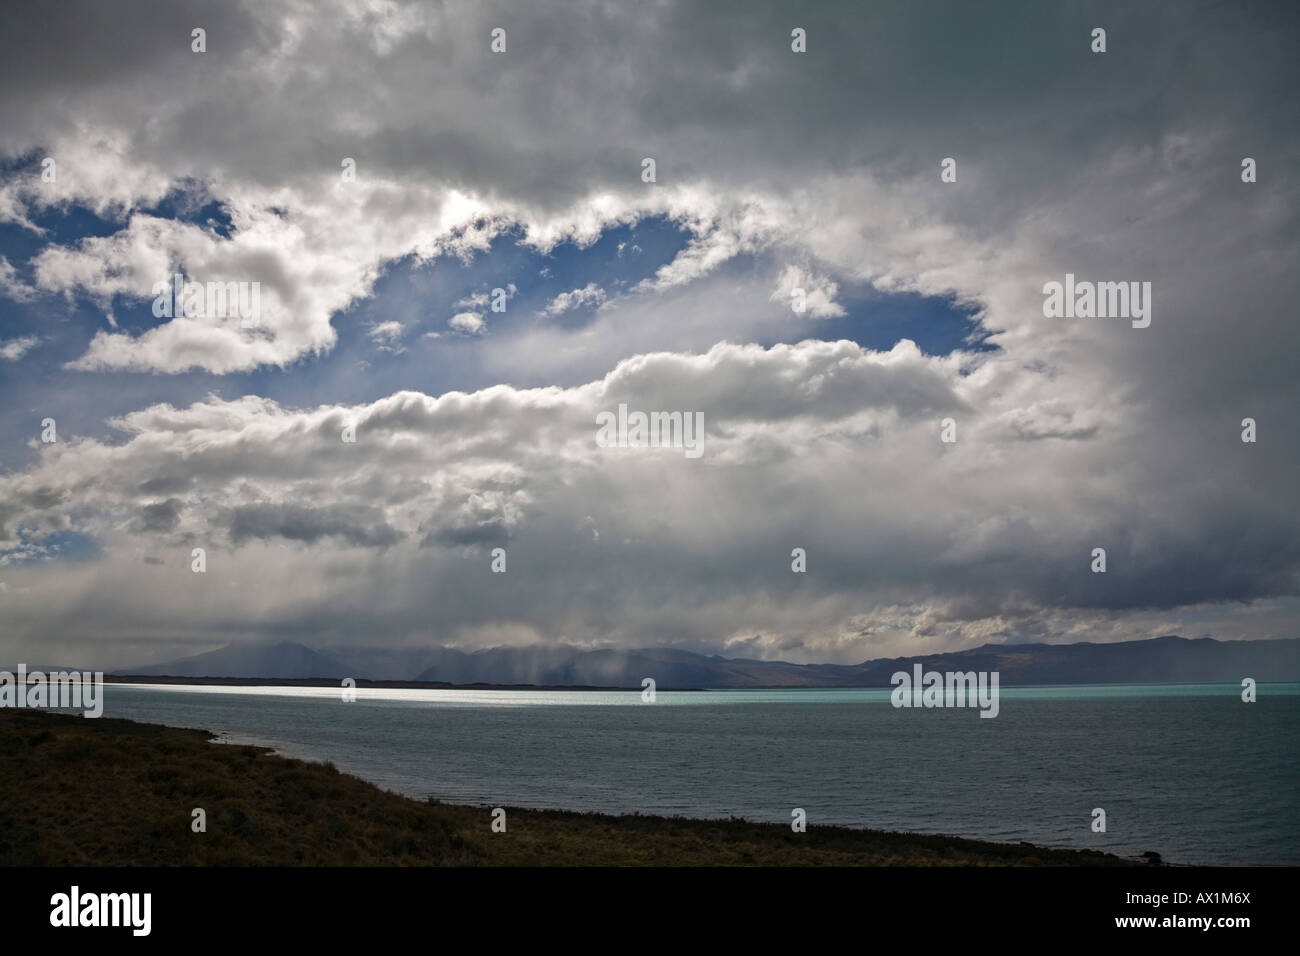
[96,681,1299,865]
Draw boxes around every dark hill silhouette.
[117,635,1300,688]
[123,641,352,680]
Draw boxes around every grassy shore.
[1,709,1137,867]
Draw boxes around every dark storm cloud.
[0,0,1297,665]
[224,502,402,548]
[136,497,182,533]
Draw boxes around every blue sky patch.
[0,203,994,464]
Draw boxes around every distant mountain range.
[115,635,1300,688]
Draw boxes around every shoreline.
[96,675,1295,693]
[104,674,679,691]
[2,709,1145,867]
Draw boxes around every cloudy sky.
[0,0,1296,669]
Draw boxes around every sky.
[0,0,1297,670]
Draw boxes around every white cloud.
[367,320,406,352]
[448,312,486,335]
[770,264,845,318]
[0,334,39,361]
[455,283,516,310]
[0,255,36,302]
[1,335,1296,663]
[542,282,607,317]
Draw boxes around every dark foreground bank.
[1,709,1137,866]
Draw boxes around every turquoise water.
[97,682,1299,865]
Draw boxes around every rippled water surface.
[99,681,1300,865]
